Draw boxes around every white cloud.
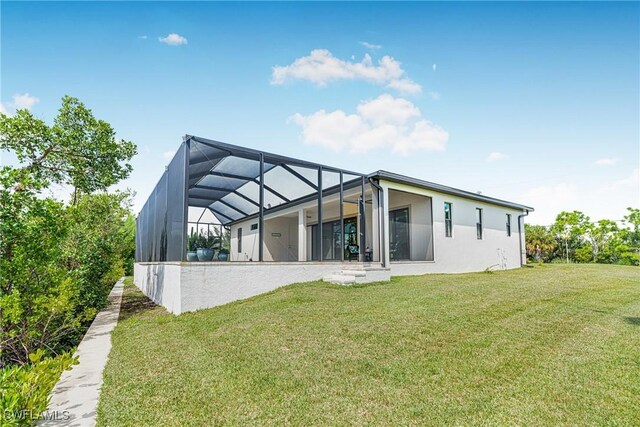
[289,94,448,155]
[138,35,148,40]
[12,93,39,110]
[163,150,175,159]
[428,91,440,100]
[432,64,437,71]
[271,49,422,94]
[385,78,422,95]
[356,94,420,126]
[595,157,619,166]
[0,93,39,116]
[359,41,382,50]
[487,151,509,162]
[159,33,188,46]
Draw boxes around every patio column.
[317,166,323,261]
[359,176,366,262]
[339,171,344,262]
[258,153,264,262]
[371,185,379,262]
[382,183,390,267]
[297,208,306,261]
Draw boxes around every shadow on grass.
[118,286,159,322]
[623,316,640,326]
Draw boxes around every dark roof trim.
[186,135,365,177]
[370,170,534,212]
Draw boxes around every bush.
[0,350,78,426]
[1,96,136,373]
[0,183,134,366]
[574,245,594,263]
[0,188,80,366]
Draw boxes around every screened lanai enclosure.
[135,135,375,264]
[135,135,530,313]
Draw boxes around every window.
[251,223,258,230]
[237,228,242,253]
[444,202,453,237]
[506,214,512,237]
[476,208,483,240]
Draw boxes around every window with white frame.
[476,208,483,240]
[506,214,512,237]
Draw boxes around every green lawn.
[97,264,640,426]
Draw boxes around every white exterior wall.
[134,262,366,314]
[133,262,182,313]
[135,180,528,314]
[388,190,433,261]
[380,180,525,275]
[229,189,367,262]
[229,180,525,271]
[230,216,299,262]
[230,221,259,261]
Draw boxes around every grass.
[97,265,640,426]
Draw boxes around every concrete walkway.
[39,278,124,427]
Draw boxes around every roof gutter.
[517,209,530,266]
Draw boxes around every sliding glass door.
[389,207,410,260]
[311,217,357,260]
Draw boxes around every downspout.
[368,178,386,268]
[517,209,530,266]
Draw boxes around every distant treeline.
[525,208,639,265]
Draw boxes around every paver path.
[39,278,124,427]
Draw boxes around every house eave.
[369,170,534,212]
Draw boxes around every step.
[340,269,367,277]
[323,274,356,285]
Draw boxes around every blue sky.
[2,1,638,224]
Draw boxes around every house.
[135,135,533,314]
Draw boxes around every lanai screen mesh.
[136,136,363,262]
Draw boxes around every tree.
[550,211,591,262]
[524,224,557,262]
[0,96,137,366]
[619,208,640,265]
[0,96,136,200]
[0,185,76,366]
[584,219,620,263]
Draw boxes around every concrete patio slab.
[39,278,124,427]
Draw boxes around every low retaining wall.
[135,259,522,315]
[134,262,378,314]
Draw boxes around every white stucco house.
[135,136,533,314]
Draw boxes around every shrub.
[574,245,594,263]
[0,182,134,366]
[0,188,79,366]
[0,350,78,426]
[1,96,136,370]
